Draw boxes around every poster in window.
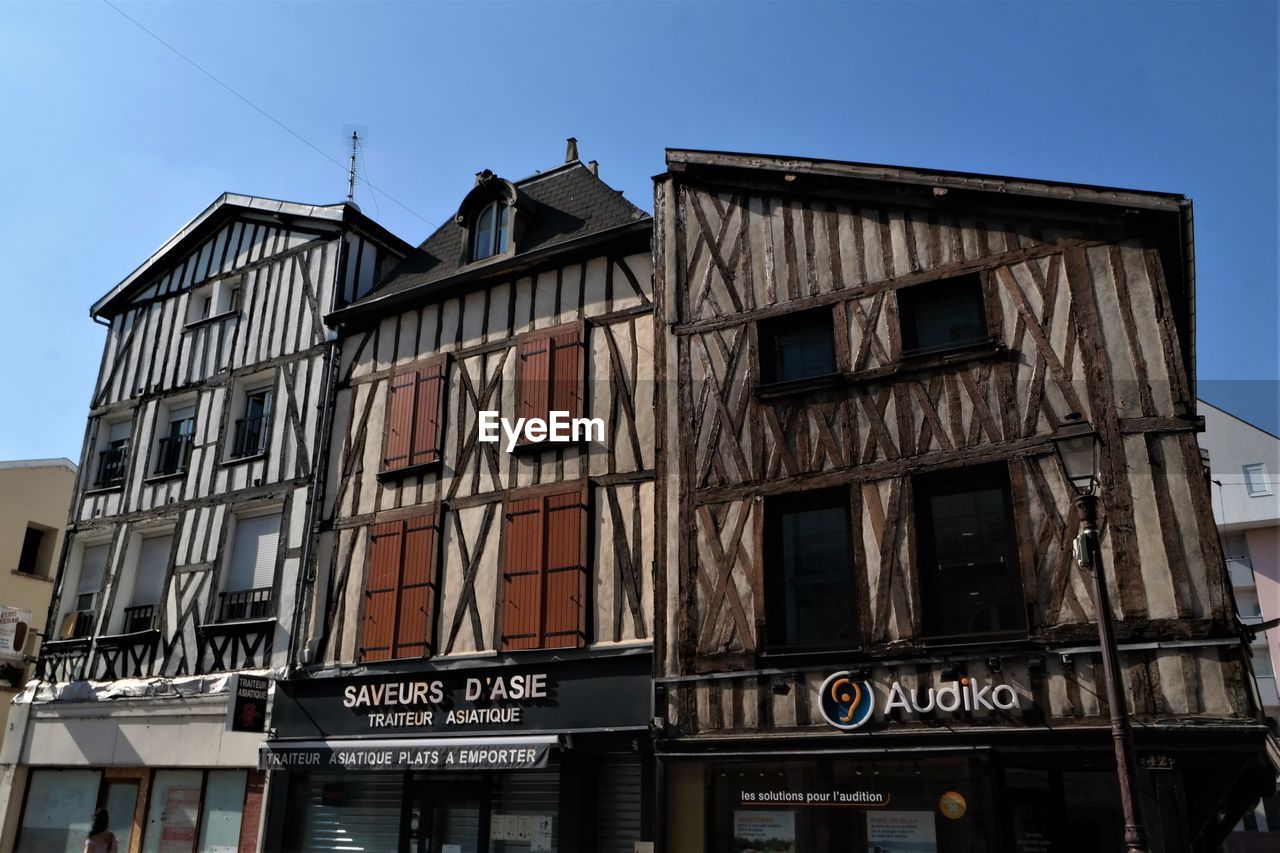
[158,787,202,852]
[865,810,937,853]
[732,810,796,852]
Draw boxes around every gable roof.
[92,193,412,320]
[332,161,649,322]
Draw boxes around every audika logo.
[819,671,875,730]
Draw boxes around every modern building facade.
[651,150,1276,852]
[1199,399,1280,847]
[0,195,408,853]
[261,145,658,852]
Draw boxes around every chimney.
[587,160,598,176]
[565,137,579,163]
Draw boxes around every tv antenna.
[346,130,360,204]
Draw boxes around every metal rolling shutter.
[132,534,171,607]
[596,756,643,853]
[294,772,402,853]
[227,513,279,592]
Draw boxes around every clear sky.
[0,0,1275,461]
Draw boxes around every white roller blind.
[78,544,109,594]
[169,405,195,426]
[227,514,280,592]
[108,420,131,442]
[133,535,171,606]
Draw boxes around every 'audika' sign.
[819,670,1024,731]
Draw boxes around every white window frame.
[1243,463,1273,497]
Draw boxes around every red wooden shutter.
[395,510,440,658]
[517,335,552,423]
[542,486,588,648]
[501,496,545,650]
[549,328,584,420]
[381,369,416,472]
[409,359,446,467]
[360,521,402,662]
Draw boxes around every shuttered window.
[132,534,171,607]
[516,326,584,438]
[501,485,588,650]
[382,358,446,474]
[227,514,280,593]
[361,508,441,662]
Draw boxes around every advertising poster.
[0,607,31,662]
[866,810,938,853]
[732,810,796,853]
[158,787,202,853]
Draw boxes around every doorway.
[406,775,487,853]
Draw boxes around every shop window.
[897,273,989,357]
[218,512,280,621]
[501,484,589,650]
[15,769,101,851]
[381,357,447,475]
[764,488,855,649]
[359,508,441,662]
[230,384,272,459]
[516,326,584,446]
[914,463,1026,639]
[1244,462,1272,497]
[758,307,837,384]
[16,523,51,576]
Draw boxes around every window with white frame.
[94,417,132,488]
[154,402,196,476]
[230,384,272,460]
[186,275,243,325]
[470,200,510,261]
[60,543,108,639]
[218,513,280,621]
[123,533,171,633]
[1244,463,1272,497]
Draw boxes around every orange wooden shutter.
[501,496,545,650]
[409,360,446,467]
[549,328,584,420]
[517,335,552,423]
[395,510,440,658]
[360,521,402,662]
[381,369,416,472]
[542,486,588,648]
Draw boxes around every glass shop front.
[262,652,652,853]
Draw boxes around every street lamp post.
[1052,417,1150,853]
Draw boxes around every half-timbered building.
[262,145,658,852]
[2,195,409,852]
[652,150,1276,851]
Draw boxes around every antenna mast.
[346,131,359,204]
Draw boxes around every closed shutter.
[517,335,552,423]
[78,544,109,596]
[132,534,171,606]
[597,756,644,853]
[409,360,446,467]
[291,772,402,853]
[108,419,131,443]
[543,488,587,648]
[361,521,402,662]
[227,514,279,593]
[360,510,441,663]
[518,327,584,425]
[549,328,584,419]
[381,370,416,472]
[382,358,447,474]
[501,497,544,651]
[501,484,588,651]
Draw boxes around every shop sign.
[227,673,270,733]
[0,606,31,662]
[819,671,1024,732]
[260,738,553,771]
[270,653,651,740]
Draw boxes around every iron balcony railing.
[230,414,269,459]
[63,610,94,640]
[155,434,193,476]
[95,445,129,487]
[122,604,157,634]
[217,587,273,622]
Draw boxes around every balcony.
[122,604,157,634]
[217,587,274,622]
[94,445,129,488]
[154,434,193,476]
[230,414,269,459]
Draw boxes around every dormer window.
[471,201,509,261]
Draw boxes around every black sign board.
[228,674,270,733]
[269,651,651,740]
[260,736,554,771]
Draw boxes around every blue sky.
[0,0,1275,460]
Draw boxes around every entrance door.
[101,782,139,853]
[408,776,487,853]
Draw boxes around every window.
[186,275,243,325]
[470,201,509,261]
[381,358,446,475]
[915,463,1025,639]
[516,326,584,445]
[501,484,588,650]
[765,488,855,648]
[1244,463,1273,497]
[758,308,837,384]
[95,418,132,487]
[124,533,171,633]
[219,513,279,621]
[155,404,195,476]
[60,543,108,638]
[1253,648,1275,679]
[16,525,47,576]
[231,386,272,459]
[359,509,441,662]
[897,273,988,356]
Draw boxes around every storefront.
[262,649,653,852]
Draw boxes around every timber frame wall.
[652,150,1258,739]
[42,197,407,684]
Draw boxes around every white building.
[0,195,407,852]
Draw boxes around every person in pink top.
[83,809,117,853]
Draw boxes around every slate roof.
[342,161,650,313]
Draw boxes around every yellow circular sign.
[939,791,967,819]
